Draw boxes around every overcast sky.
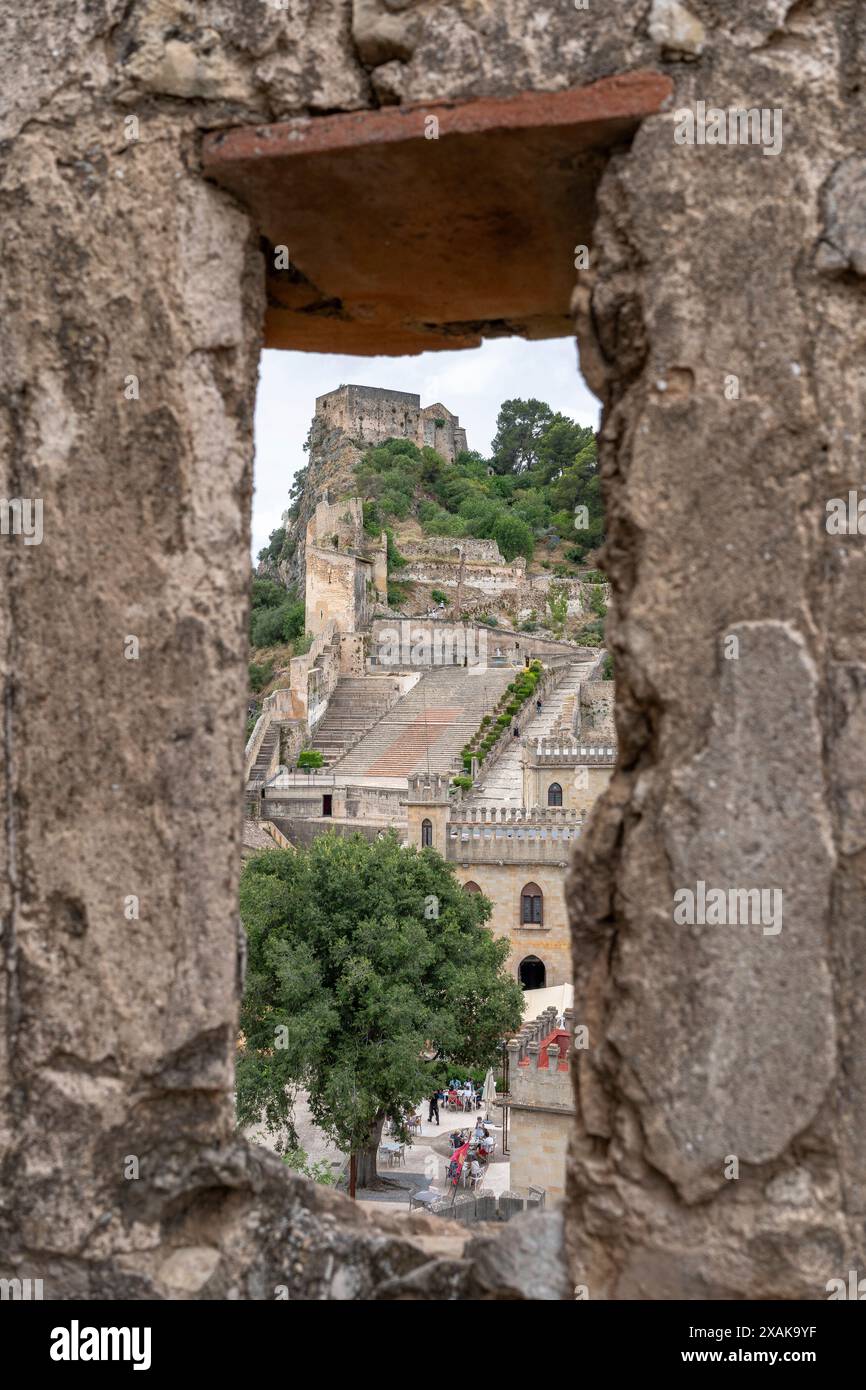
[251,336,600,558]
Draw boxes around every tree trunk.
[353,1112,387,1192]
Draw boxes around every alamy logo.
[826,492,866,534]
[49,1320,152,1371]
[674,101,783,157]
[376,621,487,668]
[0,1276,43,1299]
[673,881,782,936]
[0,497,43,545]
[826,1270,866,1299]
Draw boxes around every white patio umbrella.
[482,1067,498,1122]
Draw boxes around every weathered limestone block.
[567,0,866,1299]
[624,622,834,1203]
[816,156,866,277]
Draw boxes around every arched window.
[519,955,546,989]
[421,818,433,848]
[547,782,563,807]
[462,880,481,894]
[521,882,543,925]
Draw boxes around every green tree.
[257,526,287,566]
[490,398,555,474]
[546,581,569,637]
[237,833,522,1194]
[492,511,534,562]
[534,417,595,484]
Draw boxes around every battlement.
[526,737,617,766]
[407,772,451,804]
[313,384,467,463]
[446,813,580,864]
[506,1007,575,1105]
[453,805,582,825]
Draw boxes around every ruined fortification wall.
[315,384,467,462]
[399,536,505,564]
[316,384,421,447]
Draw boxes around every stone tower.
[406,772,451,855]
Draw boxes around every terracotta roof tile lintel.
[203,70,673,168]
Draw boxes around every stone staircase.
[249,720,279,785]
[331,665,514,778]
[311,675,405,768]
[468,657,597,808]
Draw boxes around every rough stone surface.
[816,156,866,277]
[648,0,705,59]
[2,0,865,1301]
[567,0,866,1300]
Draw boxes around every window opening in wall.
[245,327,604,1204]
[521,882,544,925]
[231,84,627,1209]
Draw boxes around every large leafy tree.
[237,832,523,1194]
[490,398,555,474]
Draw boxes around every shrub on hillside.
[298,749,324,770]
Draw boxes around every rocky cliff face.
[278,416,363,591]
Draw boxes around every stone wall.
[401,555,527,597]
[522,759,613,820]
[4,0,864,1305]
[577,679,615,740]
[315,384,467,462]
[399,536,505,565]
[505,1011,576,1206]
[453,863,571,990]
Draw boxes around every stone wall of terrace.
[446,812,581,865]
[527,737,617,766]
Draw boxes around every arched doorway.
[518,955,546,990]
[462,880,481,893]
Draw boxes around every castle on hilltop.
[316,384,468,463]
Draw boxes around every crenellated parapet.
[446,817,580,864]
[407,772,451,804]
[453,805,582,825]
[526,737,616,766]
[505,1007,575,1109]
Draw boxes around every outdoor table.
[410,1189,440,1209]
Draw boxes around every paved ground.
[356,1095,509,1212]
[245,1090,508,1212]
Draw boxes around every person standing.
[428,1091,440,1125]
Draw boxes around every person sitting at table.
[479,1133,494,1156]
[449,1130,464,1152]
[472,1118,485,1142]
[468,1157,483,1189]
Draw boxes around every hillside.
[250,394,608,698]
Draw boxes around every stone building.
[408,771,602,990]
[315,384,468,463]
[502,1000,577,1206]
[522,738,615,821]
[304,493,388,637]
